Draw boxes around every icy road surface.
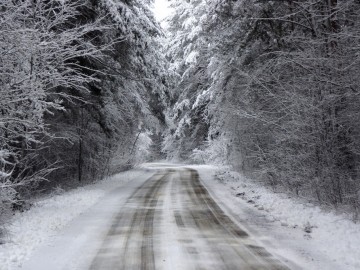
[91,166,290,270]
[20,164,295,270]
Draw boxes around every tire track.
[90,171,170,270]
[179,168,290,270]
[181,170,252,270]
[89,166,292,270]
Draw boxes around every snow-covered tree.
[0,0,170,222]
[165,0,360,211]
[1,0,112,213]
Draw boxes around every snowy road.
[16,164,297,270]
[89,165,290,270]
[11,164,358,270]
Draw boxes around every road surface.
[89,165,291,270]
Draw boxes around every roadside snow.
[194,165,360,270]
[0,169,147,270]
[3,163,359,270]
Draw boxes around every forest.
[164,0,360,214]
[0,0,169,221]
[1,0,360,225]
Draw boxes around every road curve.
[90,167,291,270]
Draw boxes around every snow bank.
[0,169,145,270]
[210,167,360,270]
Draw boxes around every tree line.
[0,0,168,222]
[165,0,360,214]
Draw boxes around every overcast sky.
[153,0,172,21]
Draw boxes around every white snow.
[2,163,360,270]
[185,51,199,64]
[194,165,360,270]
[152,0,171,21]
[0,168,151,270]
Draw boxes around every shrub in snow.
[0,182,16,242]
[304,223,312,233]
[51,186,66,196]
